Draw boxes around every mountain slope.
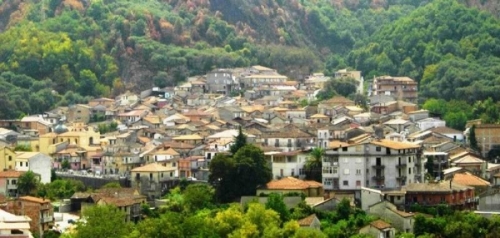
[0,0,499,119]
[348,0,500,102]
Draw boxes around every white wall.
[29,153,52,184]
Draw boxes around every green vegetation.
[17,171,39,196]
[305,147,324,182]
[209,143,272,203]
[349,0,500,103]
[1,0,483,119]
[422,97,500,130]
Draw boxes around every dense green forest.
[1,0,500,118]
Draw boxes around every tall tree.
[182,183,214,212]
[469,125,479,151]
[305,147,324,182]
[17,171,39,196]
[210,144,271,202]
[230,126,247,154]
[75,205,132,238]
[265,193,290,223]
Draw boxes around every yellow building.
[0,147,16,170]
[38,123,100,155]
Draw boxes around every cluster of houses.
[0,65,500,236]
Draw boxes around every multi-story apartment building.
[265,150,309,180]
[323,139,421,192]
[372,76,418,103]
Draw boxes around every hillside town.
[0,65,497,237]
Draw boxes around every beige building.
[131,163,175,199]
[372,76,418,103]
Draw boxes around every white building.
[416,118,446,131]
[322,139,421,191]
[15,152,52,184]
[265,151,309,180]
[0,209,32,238]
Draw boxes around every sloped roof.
[0,171,25,178]
[452,172,491,187]
[297,214,319,226]
[370,139,420,150]
[131,163,171,172]
[453,155,484,164]
[403,181,472,193]
[370,220,392,230]
[172,134,204,140]
[19,196,51,204]
[265,177,322,190]
[431,126,463,134]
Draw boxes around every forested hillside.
[0,0,499,118]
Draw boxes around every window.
[343,180,349,186]
[356,169,361,175]
[356,180,361,186]
[11,180,16,185]
[408,157,412,163]
[342,147,348,152]
[19,162,22,167]
[8,156,11,161]
[291,169,295,176]
[366,168,369,175]
[172,162,176,167]
[299,168,305,175]
[343,169,350,175]
[376,146,381,152]
[344,158,348,163]
[408,168,412,174]
[26,162,28,167]
[323,178,333,186]
[323,167,337,174]
[356,158,362,164]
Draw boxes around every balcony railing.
[372,165,385,169]
[396,163,407,168]
[372,175,385,181]
[396,176,407,181]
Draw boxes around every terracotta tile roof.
[19,196,51,204]
[297,214,318,226]
[453,155,484,164]
[370,219,392,230]
[403,181,472,193]
[328,140,352,149]
[452,172,491,187]
[266,177,322,190]
[131,163,171,172]
[370,139,421,150]
[0,171,25,178]
[151,148,179,156]
[430,126,462,135]
[163,142,195,150]
[172,134,204,140]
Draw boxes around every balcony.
[372,165,385,169]
[396,176,407,181]
[372,175,385,181]
[396,163,407,168]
